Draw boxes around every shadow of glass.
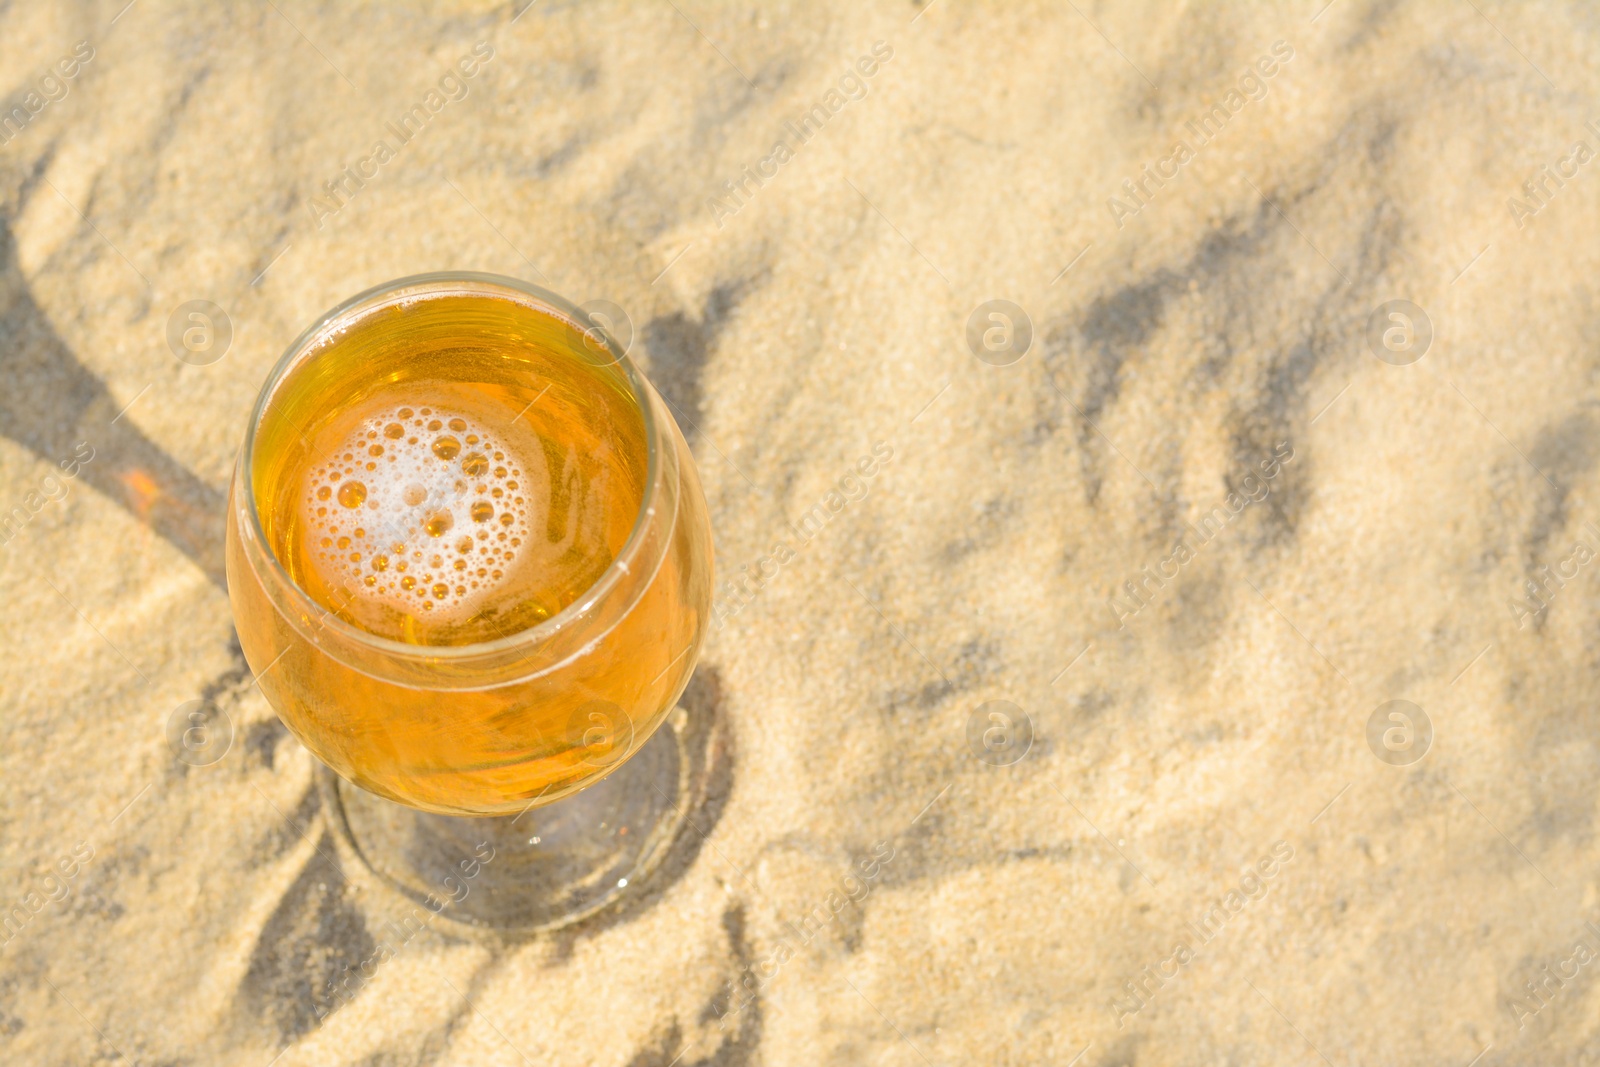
[0,212,225,585]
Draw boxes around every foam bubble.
[299,403,534,615]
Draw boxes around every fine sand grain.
[4,2,1600,1064]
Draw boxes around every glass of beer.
[225,272,712,930]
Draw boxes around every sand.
[4,1,1600,1063]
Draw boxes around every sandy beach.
[4,1,1600,1063]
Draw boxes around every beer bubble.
[300,401,534,615]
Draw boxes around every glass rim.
[236,270,666,662]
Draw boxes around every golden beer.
[226,276,712,815]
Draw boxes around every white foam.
[299,403,536,615]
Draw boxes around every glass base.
[320,705,695,934]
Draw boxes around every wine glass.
[224,273,713,930]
